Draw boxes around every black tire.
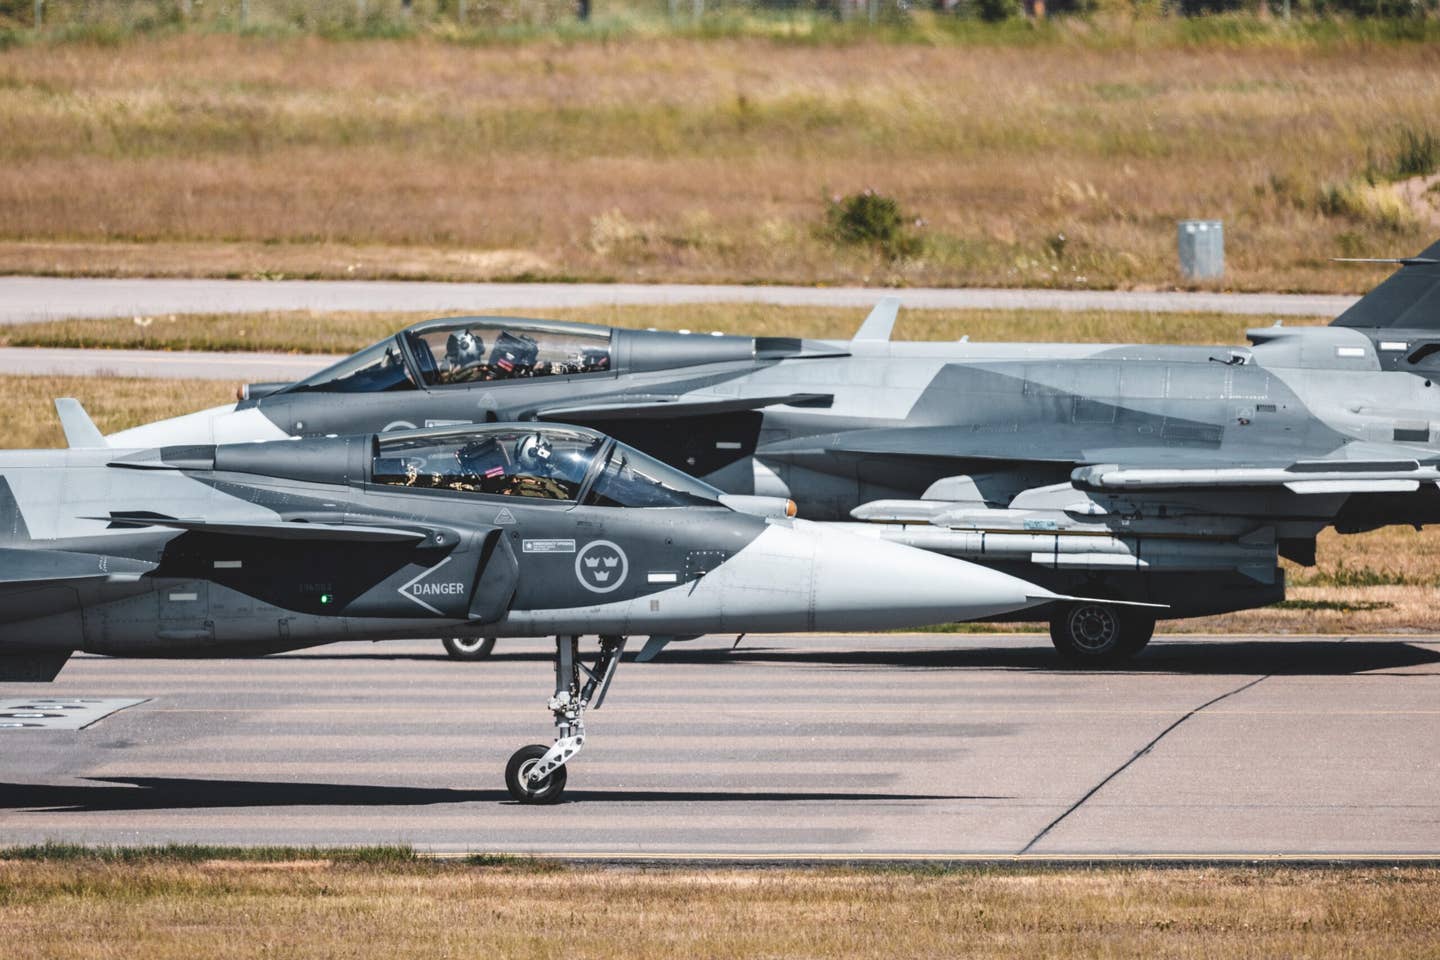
[442,636,496,661]
[1049,601,1155,666]
[505,744,568,804]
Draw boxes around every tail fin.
[853,297,900,343]
[54,399,106,449]
[1331,237,1440,330]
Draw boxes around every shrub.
[1392,127,1440,180]
[1316,180,1414,231]
[974,0,1021,20]
[825,189,922,260]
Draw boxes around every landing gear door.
[469,529,519,625]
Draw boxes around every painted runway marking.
[0,697,147,731]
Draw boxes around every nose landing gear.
[505,634,627,804]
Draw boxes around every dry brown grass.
[0,375,234,448]
[1,859,1438,958]
[0,35,1436,290]
[0,305,1327,353]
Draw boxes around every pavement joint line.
[1017,674,1271,855]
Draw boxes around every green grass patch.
[1272,599,1393,613]
[1290,562,1429,588]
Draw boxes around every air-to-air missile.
[105,239,1440,664]
[0,406,1132,802]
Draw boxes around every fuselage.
[0,427,1059,661]
[97,318,1440,622]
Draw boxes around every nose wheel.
[443,635,496,660]
[505,744,567,804]
[505,634,627,804]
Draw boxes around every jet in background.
[107,241,1440,663]
[0,406,1092,802]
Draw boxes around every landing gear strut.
[505,634,627,804]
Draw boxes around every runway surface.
[0,276,1355,325]
[3,633,1438,857]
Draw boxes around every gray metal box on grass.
[1178,219,1224,280]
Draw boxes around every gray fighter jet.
[0,408,1091,801]
[110,241,1440,663]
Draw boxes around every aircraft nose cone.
[791,520,1045,632]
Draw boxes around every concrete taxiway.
[0,276,1356,325]
[3,633,1437,857]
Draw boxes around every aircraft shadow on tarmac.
[658,639,1440,676]
[291,638,1440,676]
[0,777,987,813]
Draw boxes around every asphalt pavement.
[3,633,1437,858]
[0,277,1356,325]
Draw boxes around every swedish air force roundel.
[575,540,628,593]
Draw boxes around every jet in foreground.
[0,409,1086,801]
[108,242,1440,662]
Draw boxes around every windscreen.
[373,428,604,501]
[287,339,415,394]
[405,320,611,387]
[584,442,722,508]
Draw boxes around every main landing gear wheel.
[442,636,496,661]
[505,744,567,804]
[1049,600,1155,666]
[504,634,627,804]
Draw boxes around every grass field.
[0,305,1329,353]
[2,851,1438,958]
[1,34,1437,290]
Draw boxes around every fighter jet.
[0,407,1097,802]
[107,240,1440,663]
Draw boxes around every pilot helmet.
[446,330,486,369]
[515,433,555,474]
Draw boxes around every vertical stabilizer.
[1331,238,1440,330]
[853,297,901,343]
[54,399,107,449]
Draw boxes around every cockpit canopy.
[285,318,613,394]
[406,320,611,386]
[371,425,722,508]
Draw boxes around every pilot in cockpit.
[507,433,571,499]
[443,330,488,384]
